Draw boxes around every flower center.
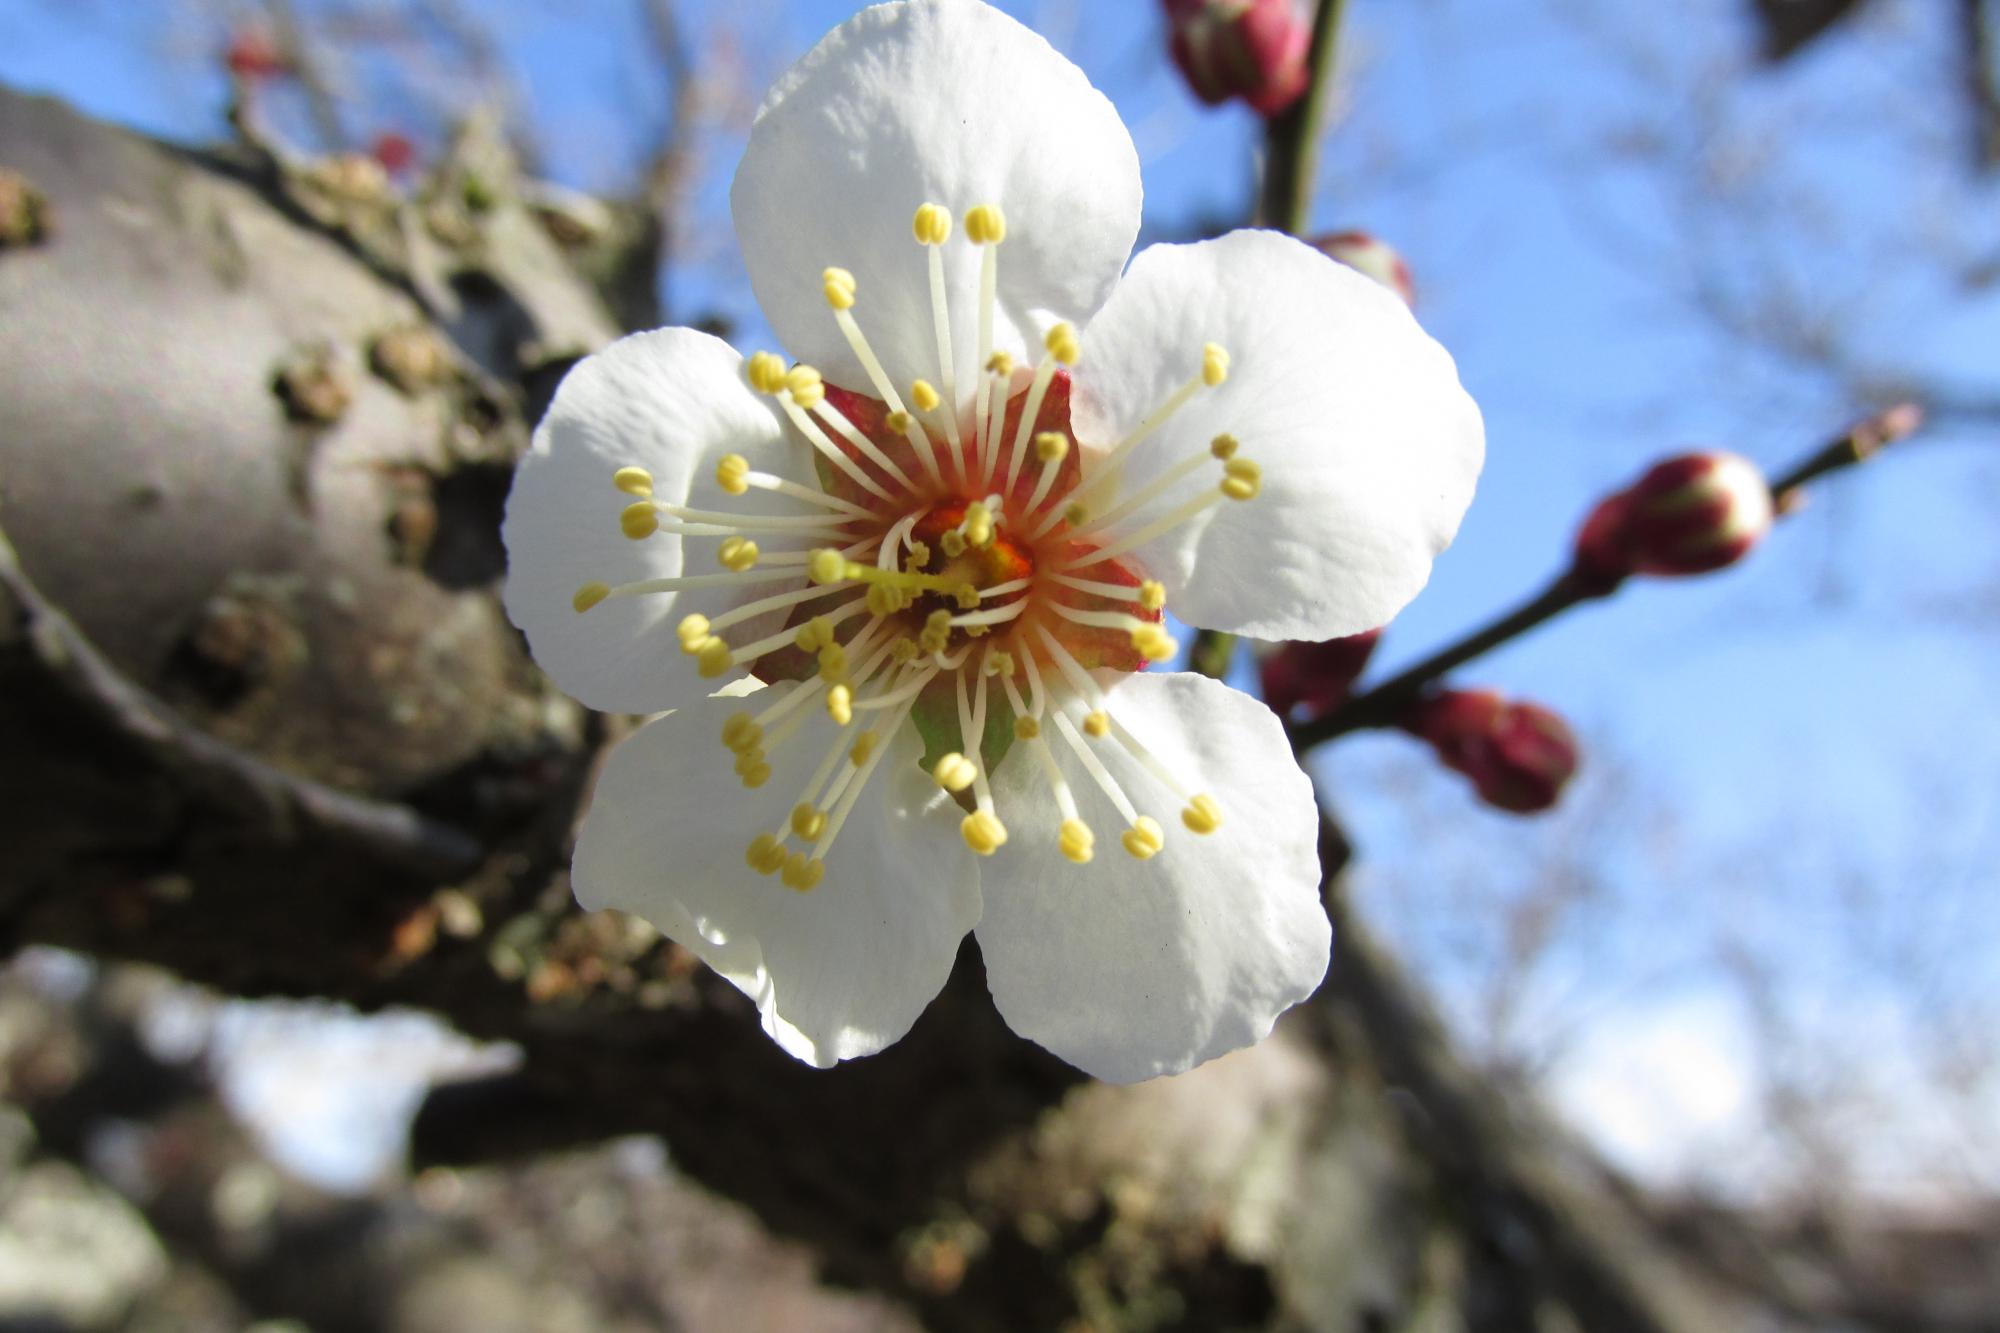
[571,201,1260,890]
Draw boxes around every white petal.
[573,687,981,1066]
[501,328,825,715]
[1071,230,1484,640]
[732,0,1141,407]
[978,670,1329,1082]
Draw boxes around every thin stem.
[1256,0,1349,232]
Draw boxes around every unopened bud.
[370,131,418,177]
[224,28,289,80]
[1163,0,1312,117]
[1260,629,1381,720]
[1573,451,1773,590]
[1311,230,1416,308]
[1408,689,1578,815]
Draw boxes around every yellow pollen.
[988,651,1016,677]
[985,350,1014,377]
[1083,710,1111,739]
[781,851,825,892]
[791,803,827,841]
[785,364,825,409]
[1220,457,1262,502]
[933,752,977,792]
[572,582,610,613]
[849,731,879,765]
[794,616,834,652]
[1035,431,1068,463]
[1121,816,1165,860]
[912,202,952,246]
[1209,433,1239,460]
[964,503,994,547]
[747,833,787,875]
[1064,502,1089,527]
[1014,716,1040,741]
[620,501,659,540]
[1202,342,1230,387]
[825,683,853,726]
[919,625,949,654]
[613,466,654,497]
[715,454,750,495]
[721,713,761,752]
[1044,322,1080,366]
[965,624,990,638]
[808,549,848,584]
[953,583,980,610]
[910,379,941,412]
[965,203,1007,245]
[906,539,931,566]
[677,614,712,651]
[822,266,857,310]
[961,809,1008,855]
[939,529,967,558]
[890,637,920,663]
[718,536,760,571]
[747,351,788,394]
[737,758,773,789]
[1182,794,1223,835]
[1131,624,1177,662]
[886,409,913,434]
[696,637,733,678]
[817,643,849,681]
[1059,818,1095,865]
[1138,580,1166,612]
[865,583,902,616]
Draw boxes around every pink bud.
[225,29,289,80]
[1573,451,1774,588]
[1311,230,1416,308]
[1163,0,1312,117]
[371,131,418,177]
[1260,628,1381,720]
[1409,690,1579,815]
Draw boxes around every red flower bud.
[1163,0,1312,117]
[1409,689,1578,814]
[1260,628,1381,719]
[1573,451,1774,590]
[370,131,418,177]
[1310,230,1416,308]
[225,29,289,81]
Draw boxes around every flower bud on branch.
[1572,451,1773,593]
[1405,689,1578,814]
[1163,0,1313,117]
[1310,230,1416,307]
[1261,628,1381,720]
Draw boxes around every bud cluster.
[1162,0,1312,117]
[1405,689,1578,815]
[1260,628,1380,721]
[1573,451,1773,593]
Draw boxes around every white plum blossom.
[501,0,1484,1082]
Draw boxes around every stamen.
[577,566,802,613]
[812,397,918,493]
[724,595,868,668]
[1002,325,1075,495]
[1058,465,1260,572]
[812,688,922,861]
[948,598,1030,629]
[775,392,896,504]
[932,752,977,792]
[1064,438,1230,539]
[704,577,851,635]
[613,466,654,497]
[727,461,876,518]
[967,203,1005,476]
[717,536,759,571]
[1048,573,1167,610]
[1002,673,1093,864]
[1023,431,1071,516]
[1048,603,1177,662]
[955,663,1007,855]
[652,502,858,534]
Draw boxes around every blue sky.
[4,0,1995,1195]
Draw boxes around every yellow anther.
[1083,710,1111,739]
[1131,624,1177,662]
[620,501,659,540]
[1064,502,1090,527]
[849,731,879,765]
[866,583,902,617]
[721,713,761,753]
[913,202,952,246]
[825,683,853,726]
[985,350,1014,377]
[1209,433,1239,460]
[1044,322,1080,366]
[939,529,967,557]
[696,637,734,678]
[677,614,712,652]
[1013,716,1040,741]
[1220,457,1262,502]
[1059,818,1095,865]
[905,539,931,566]
[890,636,919,663]
[950,582,978,610]
[613,466,655,497]
[1035,431,1068,463]
[738,758,772,789]
[886,409,913,434]
[781,851,825,892]
[1201,342,1230,387]
[925,609,953,633]
[920,625,949,654]
[933,752,977,792]
[910,379,941,412]
[747,351,789,394]
[817,643,849,681]
[790,803,827,841]
[822,266,857,310]
[960,809,1008,855]
[572,582,610,613]
[988,651,1016,678]
[794,616,833,653]
[963,502,994,548]
[785,364,825,409]
[965,624,990,638]
[964,203,1007,245]
[747,833,787,875]
[1182,794,1223,835]
[718,536,760,571]
[808,549,849,585]
[1121,816,1165,860]
[715,453,750,495]
[1138,580,1166,612]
